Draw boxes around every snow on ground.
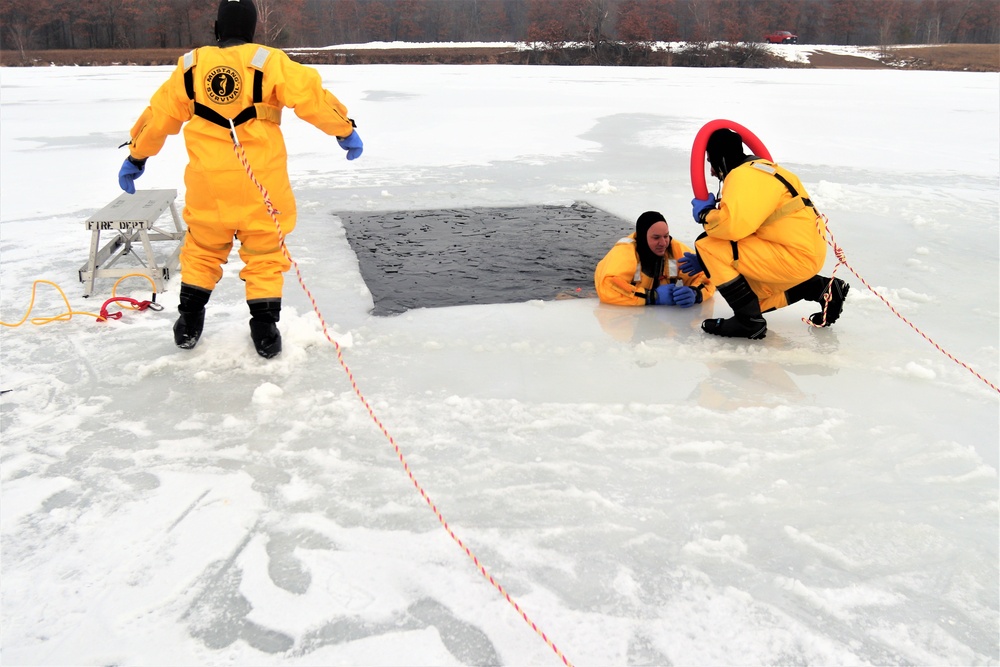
[302,41,886,63]
[1,62,998,666]
[759,42,888,64]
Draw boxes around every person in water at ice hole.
[595,210,715,307]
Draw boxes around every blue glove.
[678,251,705,275]
[118,156,146,194]
[672,285,697,308]
[337,130,363,160]
[653,283,675,306]
[691,193,717,223]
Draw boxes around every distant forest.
[2,0,998,52]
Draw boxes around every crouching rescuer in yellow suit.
[117,0,362,358]
[683,128,849,340]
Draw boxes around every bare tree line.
[2,0,997,52]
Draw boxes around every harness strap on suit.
[697,161,821,275]
[751,161,819,224]
[183,47,281,130]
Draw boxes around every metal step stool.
[79,189,185,297]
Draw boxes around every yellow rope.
[1,274,159,327]
[0,280,102,326]
[112,274,158,310]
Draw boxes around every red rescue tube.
[690,119,772,199]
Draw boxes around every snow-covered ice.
[1,58,997,666]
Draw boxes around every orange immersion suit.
[697,159,827,312]
[595,234,715,306]
[127,44,356,301]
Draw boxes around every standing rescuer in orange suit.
[682,128,848,339]
[117,0,362,358]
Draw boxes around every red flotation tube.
[690,119,772,199]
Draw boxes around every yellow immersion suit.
[127,44,356,300]
[594,234,715,306]
[697,159,827,312]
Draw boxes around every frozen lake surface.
[1,62,997,666]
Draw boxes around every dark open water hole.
[338,202,628,315]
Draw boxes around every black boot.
[248,298,282,359]
[785,275,850,327]
[173,283,210,349]
[810,277,849,326]
[702,275,767,340]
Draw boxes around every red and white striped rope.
[814,214,999,395]
[229,136,574,666]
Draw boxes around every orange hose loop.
[229,139,574,667]
[690,118,772,200]
[814,214,999,395]
[112,273,160,310]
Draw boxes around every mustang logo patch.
[205,66,242,104]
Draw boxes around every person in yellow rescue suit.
[117,0,362,359]
[595,211,714,307]
[683,128,848,339]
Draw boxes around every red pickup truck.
[765,30,799,44]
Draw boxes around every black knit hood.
[635,210,668,283]
[215,0,257,44]
[706,128,748,179]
